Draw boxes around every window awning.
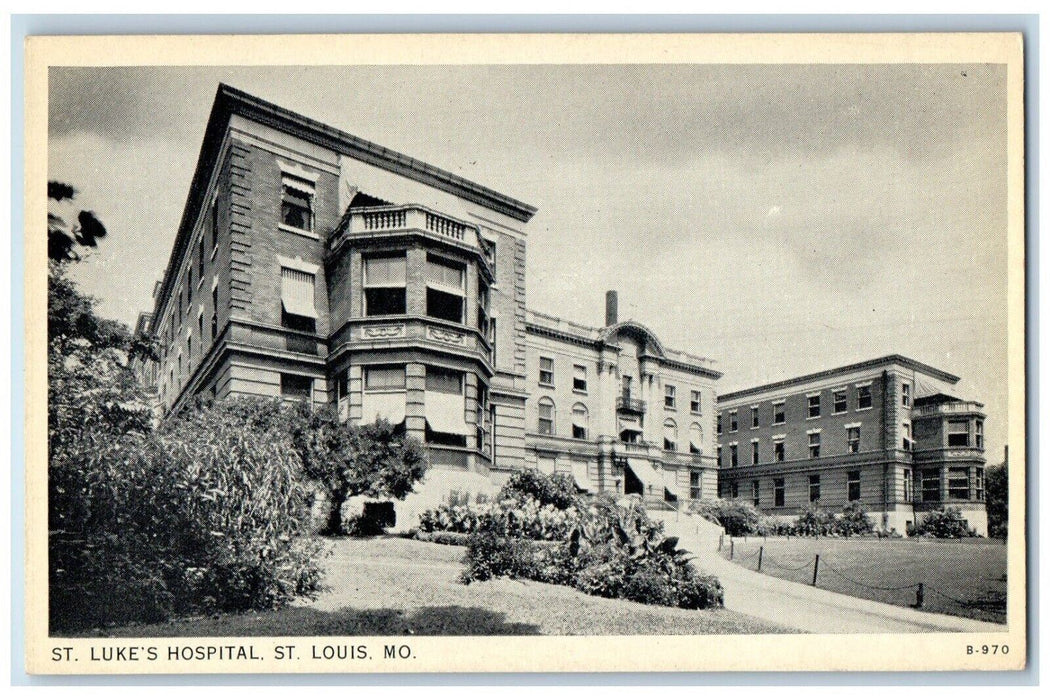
[281,268,316,318]
[625,458,668,494]
[361,391,406,425]
[572,460,593,492]
[426,390,470,435]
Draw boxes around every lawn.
[84,537,792,637]
[720,536,1007,623]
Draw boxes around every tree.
[165,399,429,535]
[986,461,1008,539]
[47,180,107,262]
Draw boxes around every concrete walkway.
[654,512,1005,634]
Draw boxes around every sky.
[47,63,1010,461]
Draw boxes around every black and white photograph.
[25,32,1027,674]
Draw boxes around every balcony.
[912,401,985,417]
[616,396,646,414]
[330,204,484,254]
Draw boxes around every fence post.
[730,540,735,560]
[915,583,924,609]
[758,546,764,572]
[812,554,820,586]
[719,534,724,551]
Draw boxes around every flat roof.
[151,83,538,329]
[717,354,960,403]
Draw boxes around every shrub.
[49,418,328,632]
[498,469,578,510]
[914,506,978,538]
[418,497,582,541]
[414,530,474,547]
[689,498,761,536]
[459,531,550,583]
[793,505,835,536]
[836,502,875,537]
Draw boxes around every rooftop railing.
[913,401,985,416]
[333,204,480,248]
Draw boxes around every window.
[717,445,723,466]
[808,431,821,458]
[947,420,970,447]
[750,406,759,429]
[690,390,702,414]
[809,474,821,503]
[751,440,760,465]
[663,419,678,451]
[538,398,555,435]
[665,384,677,410]
[210,198,219,255]
[477,278,490,336]
[902,382,911,407]
[539,356,554,386]
[774,478,785,507]
[948,467,970,499]
[903,468,913,502]
[690,470,702,499]
[847,470,861,502]
[689,424,703,455]
[210,281,219,339]
[280,267,317,332]
[833,389,847,414]
[773,401,785,425]
[337,370,349,399]
[425,366,462,394]
[572,403,589,440]
[728,410,737,432]
[573,364,588,393]
[902,422,912,451]
[281,174,314,232]
[975,420,984,449]
[197,309,204,344]
[729,444,738,467]
[752,480,760,507]
[807,394,821,418]
[717,413,723,435]
[730,481,739,499]
[975,467,985,500]
[425,255,466,323]
[773,439,785,462]
[365,366,406,390]
[197,237,205,280]
[280,373,312,402]
[364,254,407,316]
[857,385,873,409]
[922,469,940,502]
[847,425,861,453]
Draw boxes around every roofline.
[717,355,960,403]
[525,308,723,380]
[150,83,538,330]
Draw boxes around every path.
[654,511,1006,634]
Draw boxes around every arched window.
[663,418,678,452]
[689,423,704,455]
[571,403,589,440]
[538,397,555,435]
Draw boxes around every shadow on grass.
[85,605,541,637]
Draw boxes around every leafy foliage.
[985,462,1008,539]
[498,468,579,510]
[50,420,328,632]
[460,495,724,610]
[419,498,582,541]
[912,506,978,538]
[688,498,762,536]
[48,181,107,261]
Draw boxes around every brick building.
[140,84,721,526]
[715,356,988,535]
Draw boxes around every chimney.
[605,290,618,326]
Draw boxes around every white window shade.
[281,268,316,318]
[689,425,703,452]
[571,405,589,429]
[361,391,406,425]
[365,256,406,286]
[427,390,470,435]
[425,258,465,292]
[572,459,593,492]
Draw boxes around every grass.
[720,536,1006,623]
[81,537,793,637]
